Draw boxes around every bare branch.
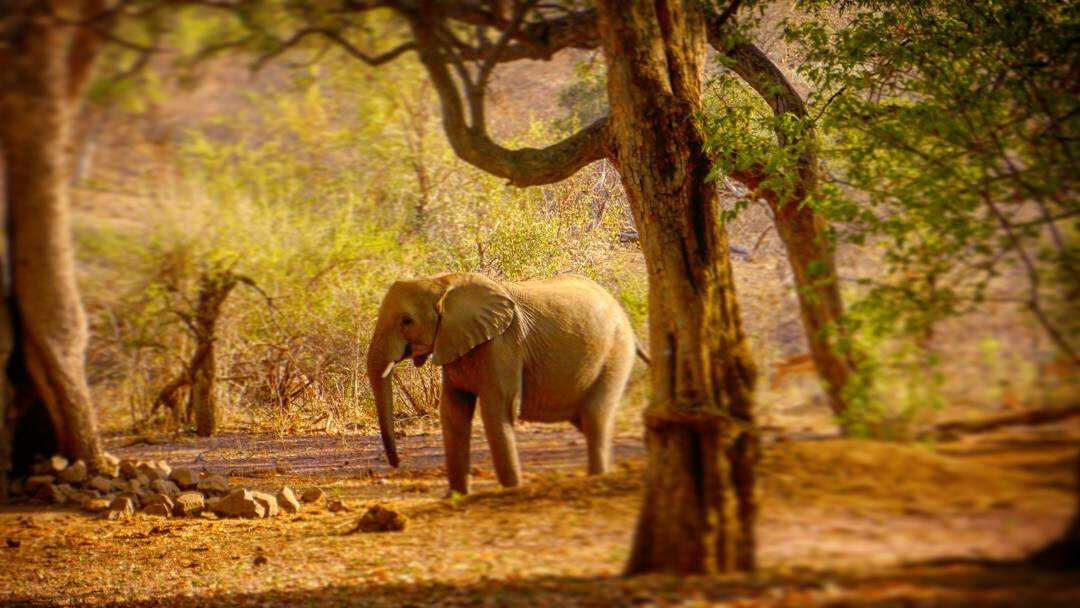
[253,27,415,71]
[476,0,535,88]
[404,6,610,187]
[382,2,599,64]
[66,0,112,101]
[193,35,255,63]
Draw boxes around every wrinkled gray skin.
[367,272,638,495]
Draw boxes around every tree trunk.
[190,339,217,437]
[0,2,108,493]
[771,201,856,419]
[719,42,859,421]
[188,270,238,437]
[596,0,758,574]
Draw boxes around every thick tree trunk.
[596,0,757,574]
[0,1,108,492]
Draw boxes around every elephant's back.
[511,274,630,334]
[510,275,635,421]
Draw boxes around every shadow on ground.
[6,562,1079,607]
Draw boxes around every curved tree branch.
[440,4,599,62]
[404,4,609,187]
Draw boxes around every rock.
[115,491,141,509]
[198,475,230,496]
[170,468,200,490]
[38,484,66,505]
[100,453,120,478]
[210,489,265,518]
[300,487,325,504]
[83,498,111,513]
[107,496,136,520]
[327,499,347,513]
[253,554,268,566]
[276,487,301,514]
[33,455,68,475]
[144,493,175,512]
[56,484,93,506]
[138,461,170,482]
[8,478,24,496]
[88,476,113,494]
[114,479,148,501]
[150,479,180,498]
[6,538,21,548]
[142,503,171,518]
[134,471,152,487]
[354,505,408,532]
[119,459,141,480]
[173,492,206,517]
[250,491,279,518]
[108,496,135,519]
[59,460,88,484]
[24,475,55,494]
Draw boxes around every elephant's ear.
[432,276,515,366]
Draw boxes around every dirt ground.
[2,420,1079,607]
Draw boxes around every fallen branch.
[921,404,1080,440]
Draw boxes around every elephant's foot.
[495,468,522,488]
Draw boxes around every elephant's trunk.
[366,327,403,468]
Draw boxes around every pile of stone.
[8,455,322,520]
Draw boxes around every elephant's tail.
[635,342,651,365]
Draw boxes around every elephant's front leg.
[478,376,523,488]
[440,386,477,495]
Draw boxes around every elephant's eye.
[401,316,414,327]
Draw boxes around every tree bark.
[596,0,757,574]
[0,0,109,492]
[188,269,238,437]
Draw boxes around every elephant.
[366,272,643,495]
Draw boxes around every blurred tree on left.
[0,0,116,493]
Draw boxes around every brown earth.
[2,419,1078,607]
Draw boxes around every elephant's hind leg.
[441,387,477,495]
[580,403,616,475]
[579,351,634,475]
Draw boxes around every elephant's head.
[366,273,515,467]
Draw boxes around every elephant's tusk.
[381,361,396,378]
